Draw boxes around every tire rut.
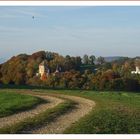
[0,94,63,129]
[32,93,96,134]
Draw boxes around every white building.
[36,61,50,77]
[36,61,61,79]
[131,66,140,74]
[39,61,46,77]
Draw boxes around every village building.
[38,61,50,76]
[131,66,140,74]
[131,59,140,74]
[53,65,62,76]
[37,61,61,79]
[36,60,50,79]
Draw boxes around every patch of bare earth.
[32,93,96,134]
[0,94,63,129]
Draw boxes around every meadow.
[36,90,140,134]
[0,90,43,117]
[0,89,139,134]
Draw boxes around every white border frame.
[0,1,140,5]
[0,134,140,139]
[0,2,139,139]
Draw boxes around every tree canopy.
[0,51,140,91]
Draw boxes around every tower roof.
[39,60,47,66]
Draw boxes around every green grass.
[0,90,44,117]
[0,100,76,134]
[0,89,139,134]
[34,90,140,134]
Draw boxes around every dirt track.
[0,94,63,129]
[0,90,95,133]
[32,93,96,134]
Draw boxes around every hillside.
[104,56,128,62]
[0,89,139,134]
[0,51,140,92]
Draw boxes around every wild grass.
[0,91,43,117]
[0,89,139,134]
[35,90,140,134]
[0,99,76,134]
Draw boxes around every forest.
[0,51,140,91]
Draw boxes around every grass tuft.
[0,100,76,134]
[0,91,44,118]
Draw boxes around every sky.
[0,6,140,61]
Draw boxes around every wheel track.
[31,93,96,134]
[0,90,96,134]
[0,93,63,129]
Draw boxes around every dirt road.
[0,90,95,134]
[32,93,96,134]
[0,94,63,129]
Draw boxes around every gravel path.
[0,94,63,129]
[0,90,95,134]
[32,93,96,134]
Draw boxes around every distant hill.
[104,56,127,62]
[0,58,6,64]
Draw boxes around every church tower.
[39,61,50,77]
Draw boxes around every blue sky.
[0,6,140,60]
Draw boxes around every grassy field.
[0,89,139,134]
[34,90,140,134]
[0,100,75,134]
[0,90,43,117]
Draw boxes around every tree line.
[0,51,140,91]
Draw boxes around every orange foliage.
[41,73,47,81]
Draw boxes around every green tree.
[46,51,54,62]
[97,56,105,65]
[83,55,89,65]
[89,55,96,65]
